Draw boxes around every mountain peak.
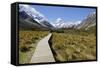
[19,4,45,22]
[52,18,81,28]
[77,11,96,29]
[19,4,54,30]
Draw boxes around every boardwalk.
[30,33,55,63]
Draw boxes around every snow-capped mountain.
[52,18,81,28]
[77,12,96,30]
[19,4,45,22]
[52,11,96,30]
[19,4,96,30]
[19,4,54,30]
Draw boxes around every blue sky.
[29,4,96,24]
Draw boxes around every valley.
[18,4,97,64]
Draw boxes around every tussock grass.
[51,31,96,62]
[19,30,49,64]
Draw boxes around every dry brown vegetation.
[19,30,49,64]
[51,31,96,62]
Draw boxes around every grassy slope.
[50,29,96,62]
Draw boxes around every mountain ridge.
[19,4,96,31]
[19,4,54,30]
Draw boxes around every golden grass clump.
[19,30,49,52]
[19,30,49,64]
[51,32,96,62]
